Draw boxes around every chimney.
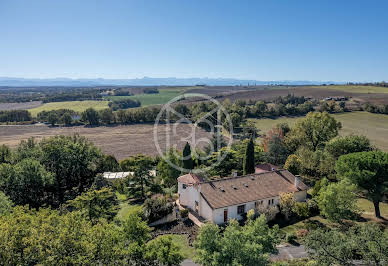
[232,171,238,177]
[294,175,300,188]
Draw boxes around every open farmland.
[106,88,186,106]
[0,123,211,160]
[28,100,109,117]
[210,85,388,105]
[0,101,43,111]
[249,111,388,151]
[310,85,388,94]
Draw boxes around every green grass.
[105,88,186,106]
[357,198,388,219]
[281,198,388,236]
[115,192,143,222]
[154,234,196,259]
[249,111,388,151]
[116,202,142,221]
[311,85,388,94]
[28,100,109,117]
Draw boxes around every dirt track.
[0,123,211,160]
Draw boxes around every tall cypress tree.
[182,142,194,171]
[243,138,255,175]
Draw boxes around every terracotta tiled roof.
[255,163,279,173]
[177,173,204,185]
[200,170,308,209]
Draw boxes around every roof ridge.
[200,169,288,184]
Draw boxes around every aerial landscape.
[1,1,388,266]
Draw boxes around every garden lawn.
[357,198,388,220]
[153,234,196,260]
[249,111,388,151]
[115,192,143,222]
[281,198,388,237]
[28,100,109,117]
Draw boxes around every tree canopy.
[243,137,255,175]
[195,215,279,266]
[336,151,388,217]
[285,112,342,152]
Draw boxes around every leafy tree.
[122,155,154,200]
[81,107,100,125]
[208,148,239,177]
[352,223,388,265]
[99,108,115,124]
[284,154,302,175]
[67,187,119,223]
[243,137,255,175]
[336,151,388,218]
[325,135,373,159]
[182,142,194,171]
[61,112,73,126]
[262,126,289,166]
[194,223,221,265]
[294,147,336,179]
[305,228,355,266]
[123,211,152,264]
[293,202,309,218]
[0,159,54,208]
[91,173,109,190]
[279,192,296,220]
[39,135,103,205]
[119,154,155,172]
[0,191,12,215]
[0,206,125,265]
[305,224,388,266]
[0,144,12,164]
[204,131,227,154]
[195,215,279,266]
[146,235,184,266]
[47,111,59,126]
[156,148,181,187]
[285,112,342,152]
[143,195,173,223]
[97,154,120,172]
[317,179,359,222]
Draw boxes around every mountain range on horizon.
[0,77,345,87]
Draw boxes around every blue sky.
[0,0,387,81]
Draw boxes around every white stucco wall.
[199,195,213,221]
[178,182,200,211]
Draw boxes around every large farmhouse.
[178,165,308,224]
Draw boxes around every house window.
[182,184,187,189]
[237,204,246,215]
[268,199,271,205]
[271,199,274,204]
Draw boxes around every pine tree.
[182,142,194,171]
[243,138,255,175]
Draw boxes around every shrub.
[257,205,279,222]
[306,199,319,215]
[179,209,188,218]
[143,195,173,223]
[286,233,297,243]
[293,202,309,218]
[280,192,296,220]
